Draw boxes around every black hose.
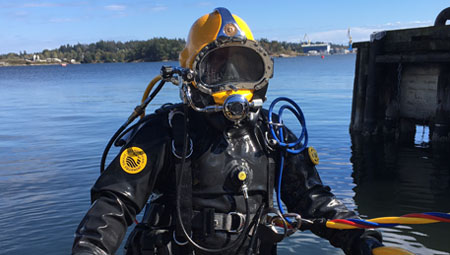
[100,124,127,173]
[245,203,265,255]
[100,80,165,173]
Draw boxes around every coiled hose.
[268,97,308,223]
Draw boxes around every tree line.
[1,37,348,65]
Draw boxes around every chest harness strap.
[169,109,194,254]
[170,107,254,254]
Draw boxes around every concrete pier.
[350,9,450,144]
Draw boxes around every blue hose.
[268,97,308,223]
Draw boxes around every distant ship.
[301,34,330,54]
[301,43,331,54]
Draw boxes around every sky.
[1,0,449,54]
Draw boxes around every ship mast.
[347,28,353,51]
[303,33,311,46]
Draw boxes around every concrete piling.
[433,65,450,142]
[350,12,450,145]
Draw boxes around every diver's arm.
[72,114,171,255]
[280,150,382,254]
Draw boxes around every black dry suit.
[72,104,380,255]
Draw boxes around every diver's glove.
[306,218,383,255]
[72,246,107,255]
[350,230,383,255]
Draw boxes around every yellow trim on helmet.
[179,11,254,69]
[232,15,254,40]
[212,89,254,105]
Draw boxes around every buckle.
[168,110,184,128]
[228,212,245,233]
[171,139,193,159]
[172,231,191,246]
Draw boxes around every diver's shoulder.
[260,108,279,120]
[154,103,184,115]
[260,108,270,117]
[117,103,181,146]
[140,103,184,125]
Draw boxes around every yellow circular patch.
[120,147,147,174]
[308,147,319,165]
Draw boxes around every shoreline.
[0,62,74,67]
[0,52,355,67]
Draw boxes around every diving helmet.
[179,7,274,122]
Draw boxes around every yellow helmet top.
[179,8,255,69]
[179,8,273,106]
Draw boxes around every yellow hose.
[140,75,162,119]
[326,221,357,230]
[372,247,415,255]
[369,216,439,225]
[325,216,442,230]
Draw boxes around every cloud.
[0,2,88,9]
[12,11,29,18]
[105,5,126,11]
[196,2,213,7]
[22,3,61,8]
[382,20,432,28]
[49,17,77,23]
[150,5,167,12]
[286,20,434,44]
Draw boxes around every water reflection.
[350,134,450,255]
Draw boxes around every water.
[0,55,449,255]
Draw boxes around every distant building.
[46,58,62,63]
[301,43,330,54]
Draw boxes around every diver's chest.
[191,132,269,191]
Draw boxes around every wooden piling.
[362,33,385,135]
[351,21,450,144]
[350,42,369,134]
[432,65,450,142]
[382,63,401,138]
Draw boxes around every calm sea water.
[0,55,449,255]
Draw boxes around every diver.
[72,7,384,255]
